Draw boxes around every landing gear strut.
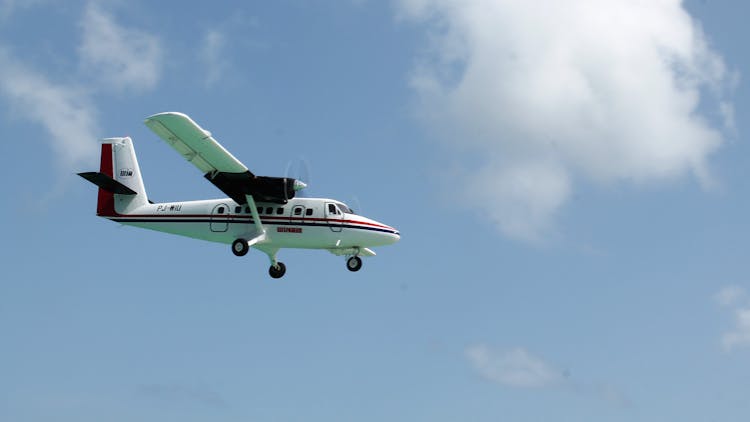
[269,262,286,278]
[346,256,362,272]
[232,238,249,256]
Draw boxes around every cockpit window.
[336,204,353,214]
[328,203,337,215]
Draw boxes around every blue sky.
[2,1,750,421]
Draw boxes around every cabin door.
[210,203,229,232]
[325,202,343,232]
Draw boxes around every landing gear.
[346,256,362,272]
[259,247,286,279]
[231,238,249,256]
[269,262,286,279]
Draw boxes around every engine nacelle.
[205,171,307,204]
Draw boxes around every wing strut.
[245,194,267,247]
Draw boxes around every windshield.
[337,203,355,215]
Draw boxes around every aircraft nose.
[386,226,400,244]
[355,216,400,246]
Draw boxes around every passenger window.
[235,206,241,213]
[328,204,336,214]
[257,207,263,214]
[217,206,225,214]
[265,207,273,214]
[244,206,250,213]
[276,207,284,215]
[294,208,302,216]
[305,208,313,216]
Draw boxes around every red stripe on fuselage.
[109,213,397,232]
[110,213,394,230]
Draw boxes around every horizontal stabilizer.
[78,172,137,195]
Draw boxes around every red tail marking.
[96,143,116,217]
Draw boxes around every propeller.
[283,157,311,200]
[295,158,312,197]
[349,195,363,215]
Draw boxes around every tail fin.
[78,137,149,216]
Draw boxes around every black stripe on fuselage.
[108,217,399,235]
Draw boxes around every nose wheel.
[269,262,286,278]
[346,256,362,272]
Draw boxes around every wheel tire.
[269,262,286,279]
[231,238,249,257]
[346,256,362,272]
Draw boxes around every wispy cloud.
[465,344,563,388]
[79,3,162,93]
[196,12,259,88]
[723,309,750,351]
[0,47,99,169]
[465,343,631,406]
[716,285,750,351]
[0,0,45,20]
[398,0,735,242]
[199,29,229,87]
[0,3,163,176]
[715,285,746,307]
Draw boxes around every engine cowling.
[251,176,306,203]
[205,171,307,204]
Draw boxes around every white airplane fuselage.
[107,196,400,252]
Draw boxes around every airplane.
[78,112,400,278]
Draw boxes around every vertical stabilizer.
[82,137,149,216]
[108,137,148,214]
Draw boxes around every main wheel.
[269,262,286,279]
[232,238,249,256]
[346,256,362,272]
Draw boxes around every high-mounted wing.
[144,112,305,204]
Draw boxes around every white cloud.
[465,344,563,388]
[716,286,750,351]
[0,47,99,169]
[79,3,162,92]
[399,0,734,241]
[199,29,229,87]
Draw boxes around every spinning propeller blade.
[284,157,312,198]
